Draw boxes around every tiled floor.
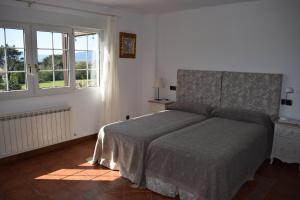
[0,138,299,200]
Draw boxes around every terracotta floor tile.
[2,182,43,200]
[63,175,97,180]
[75,168,110,176]
[93,171,121,182]
[123,191,152,200]
[264,190,299,200]
[96,192,123,200]
[0,175,26,192]
[50,168,83,176]
[152,192,178,200]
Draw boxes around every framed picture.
[119,32,136,58]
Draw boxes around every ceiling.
[75,0,257,14]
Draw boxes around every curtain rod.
[15,0,117,17]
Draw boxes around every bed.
[91,110,207,185]
[145,109,274,200]
[90,70,222,186]
[144,70,283,200]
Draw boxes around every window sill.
[0,86,101,101]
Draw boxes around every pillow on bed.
[166,102,213,115]
[211,107,274,129]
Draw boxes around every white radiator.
[0,106,73,159]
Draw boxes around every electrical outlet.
[281,99,293,106]
[170,85,176,91]
[286,99,293,106]
[126,115,130,120]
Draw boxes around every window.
[0,22,102,99]
[36,31,69,89]
[0,28,27,92]
[74,31,99,88]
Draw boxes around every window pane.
[0,28,4,47]
[38,50,52,70]
[37,31,69,90]
[53,33,62,49]
[7,48,24,71]
[75,35,87,50]
[39,71,53,89]
[0,48,5,72]
[8,72,26,91]
[87,50,97,69]
[53,50,64,70]
[88,34,97,50]
[75,51,87,69]
[88,69,97,87]
[6,29,24,48]
[75,70,87,88]
[74,30,99,89]
[0,74,7,92]
[54,71,69,87]
[37,31,52,49]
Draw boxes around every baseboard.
[0,133,97,166]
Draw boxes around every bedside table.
[270,120,300,171]
[148,100,174,113]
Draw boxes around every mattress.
[91,110,208,186]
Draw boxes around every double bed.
[91,70,283,200]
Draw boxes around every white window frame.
[0,21,33,99]
[0,21,103,100]
[32,25,75,96]
[73,27,102,89]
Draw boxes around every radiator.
[0,106,73,159]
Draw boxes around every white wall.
[156,0,300,119]
[0,1,147,137]
[139,15,158,114]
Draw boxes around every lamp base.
[155,98,162,101]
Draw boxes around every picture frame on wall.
[119,32,136,58]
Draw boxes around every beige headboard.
[176,70,283,118]
[176,70,222,107]
[221,71,282,119]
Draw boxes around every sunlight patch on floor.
[35,163,120,181]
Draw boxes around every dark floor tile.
[123,191,152,200]
[96,192,123,200]
[2,182,43,200]
[264,190,300,200]
[152,192,178,200]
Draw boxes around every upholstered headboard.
[176,70,283,118]
[177,70,222,107]
[221,71,282,119]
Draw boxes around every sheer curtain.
[88,16,121,165]
[100,16,121,125]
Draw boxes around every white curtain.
[100,16,121,125]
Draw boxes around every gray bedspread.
[91,110,207,186]
[145,117,273,200]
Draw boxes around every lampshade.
[285,87,294,94]
[153,78,165,88]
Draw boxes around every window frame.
[0,21,103,101]
[31,25,75,96]
[73,27,102,89]
[0,21,33,99]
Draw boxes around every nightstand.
[148,100,174,113]
[271,119,300,171]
